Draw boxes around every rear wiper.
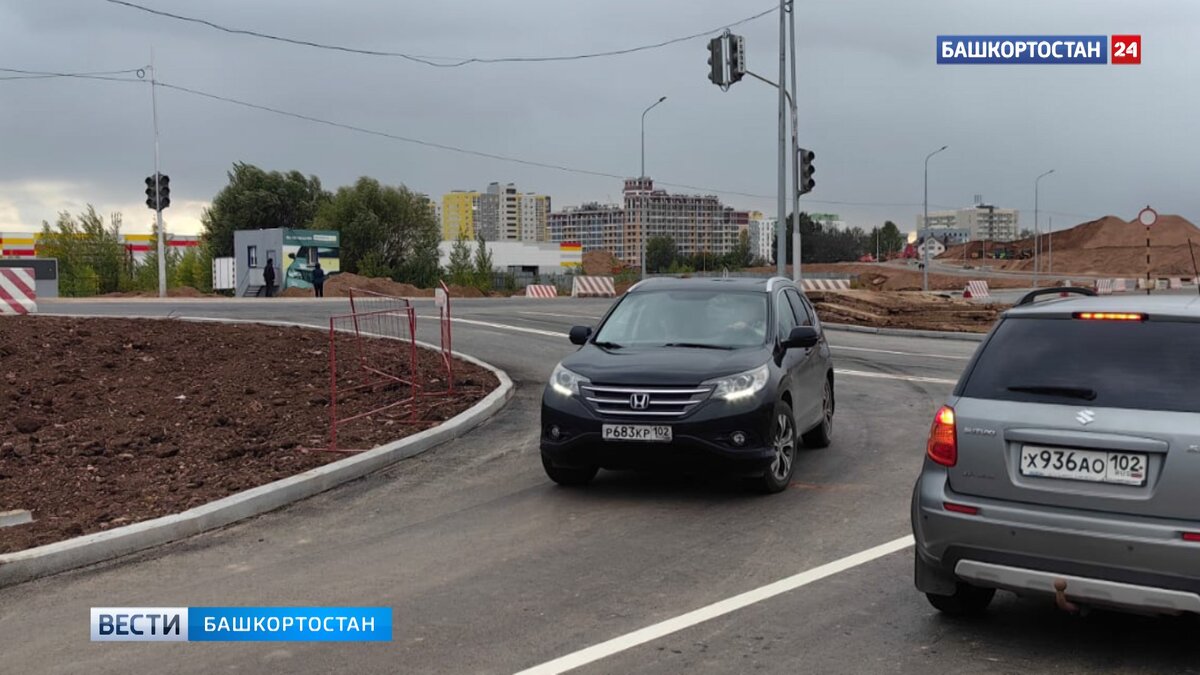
[592,340,623,349]
[662,342,735,350]
[1007,385,1097,401]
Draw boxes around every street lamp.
[640,96,667,279]
[1034,169,1055,289]
[922,145,949,292]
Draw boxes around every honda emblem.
[629,393,650,410]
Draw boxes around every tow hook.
[1053,579,1079,614]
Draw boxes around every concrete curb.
[824,322,986,342]
[0,317,514,588]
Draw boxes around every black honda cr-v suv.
[540,276,835,493]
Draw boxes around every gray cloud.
[1,0,1196,236]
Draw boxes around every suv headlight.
[705,364,770,402]
[549,363,589,397]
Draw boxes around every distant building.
[548,202,624,257]
[437,239,579,276]
[917,236,947,258]
[451,182,550,242]
[0,231,198,262]
[442,190,479,240]
[917,204,1020,242]
[748,212,777,263]
[621,177,740,266]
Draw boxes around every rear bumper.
[540,388,776,475]
[912,465,1200,611]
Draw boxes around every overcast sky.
[1,0,1196,236]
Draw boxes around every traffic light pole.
[150,52,166,298]
[787,0,801,284]
[745,69,799,280]
[775,0,787,278]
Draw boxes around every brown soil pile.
[583,249,628,276]
[316,273,488,299]
[0,316,497,553]
[808,290,1006,333]
[941,215,1200,276]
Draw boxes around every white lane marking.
[835,368,957,386]
[513,535,915,675]
[831,345,970,361]
[418,315,566,339]
[517,310,604,319]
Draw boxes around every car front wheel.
[754,400,798,494]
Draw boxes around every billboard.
[282,230,340,289]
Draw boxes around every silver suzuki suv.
[913,289,1200,616]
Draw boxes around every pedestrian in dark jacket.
[263,259,276,297]
[312,262,326,298]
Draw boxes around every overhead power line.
[0,66,144,82]
[102,0,777,67]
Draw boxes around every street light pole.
[638,96,666,279]
[1034,169,1055,289]
[922,145,948,292]
[776,0,787,277]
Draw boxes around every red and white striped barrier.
[525,284,558,298]
[571,276,616,298]
[0,267,36,315]
[1112,278,1129,293]
[1094,279,1113,295]
[963,280,990,299]
[800,278,850,291]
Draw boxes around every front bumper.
[540,387,776,475]
[912,464,1200,611]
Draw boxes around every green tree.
[725,229,753,270]
[131,222,183,292]
[644,236,676,273]
[447,231,474,286]
[472,234,494,292]
[313,177,441,286]
[878,221,906,257]
[201,163,330,257]
[37,207,130,296]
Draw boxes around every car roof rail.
[1015,286,1097,306]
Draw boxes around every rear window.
[961,317,1200,413]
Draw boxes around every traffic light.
[144,173,170,211]
[798,148,815,195]
[707,36,728,88]
[729,35,746,84]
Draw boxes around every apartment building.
[917,204,1021,242]
[620,178,740,266]
[548,202,624,257]
[441,190,479,240]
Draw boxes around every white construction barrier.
[1112,278,1129,293]
[963,280,990,299]
[571,276,616,298]
[0,267,36,315]
[1095,279,1113,295]
[1170,277,1183,290]
[525,284,558,298]
[800,278,851,291]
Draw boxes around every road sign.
[1138,206,1157,227]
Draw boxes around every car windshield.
[961,317,1200,413]
[593,289,768,349]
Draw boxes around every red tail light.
[1182,532,1200,542]
[927,405,957,467]
[943,502,979,515]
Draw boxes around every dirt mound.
[808,290,1005,333]
[279,286,311,298]
[322,273,433,298]
[941,214,1200,276]
[0,316,497,553]
[583,249,627,276]
[746,263,1027,292]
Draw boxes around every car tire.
[541,453,598,487]
[801,378,834,449]
[925,583,996,617]
[754,400,798,494]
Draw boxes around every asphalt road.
[1,297,1194,674]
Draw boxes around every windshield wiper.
[662,342,735,350]
[1006,385,1097,401]
[592,340,623,349]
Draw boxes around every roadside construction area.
[807,289,1007,333]
[0,301,501,557]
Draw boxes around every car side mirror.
[569,325,592,346]
[287,252,296,259]
[782,325,820,350]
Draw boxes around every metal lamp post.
[639,96,667,279]
[922,145,949,292]
[1034,169,1054,288]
